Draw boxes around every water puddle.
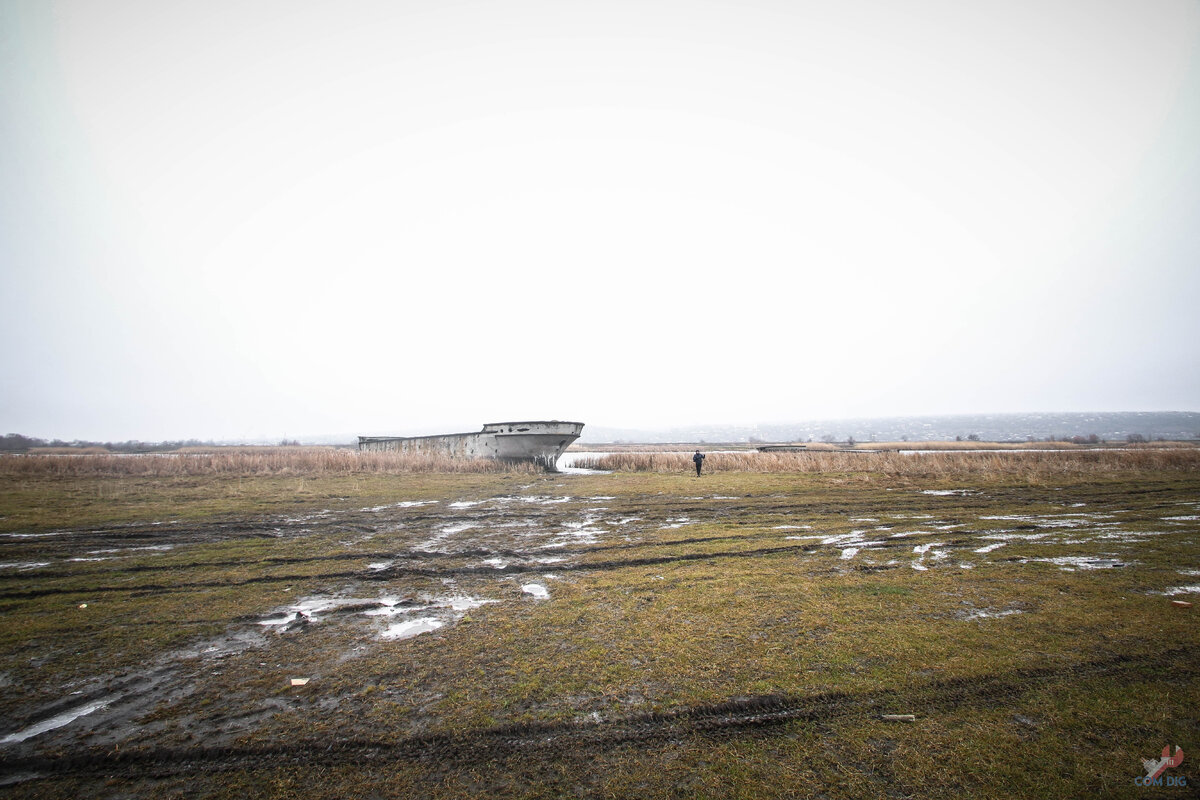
[958,608,1024,621]
[1093,529,1176,541]
[1,698,112,745]
[259,597,392,628]
[0,562,51,570]
[256,593,498,642]
[557,464,611,475]
[88,544,176,555]
[365,594,489,616]
[550,516,605,545]
[979,531,1054,542]
[515,495,573,505]
[1021,556,1131,571]
[979,514,1116,529]
[821,531,868,546]
[380,617,443,640]
[522,583,549,600]
[362,500,437,512]
[415,522,476,551]
[1156,584,1200,596]
[910,540,950,571]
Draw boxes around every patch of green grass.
[0,472,535,532]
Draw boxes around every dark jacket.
[692,451,705,463]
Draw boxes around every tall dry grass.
[4,448,1197,480]
[572,449,1200,478]
[0,449,541,478]
[855,440,1084,451]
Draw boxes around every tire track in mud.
[4,646,1194,779]
[0,527,1041,599]
[0,539,855,599]
[0,531,804,583]
[0,533,806,585]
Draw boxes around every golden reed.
[0,448,540,477]
[570,449,1200,478]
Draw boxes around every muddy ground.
[1,469,1198,798]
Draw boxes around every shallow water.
[1,698,111,745]
[959,608,1024,621]
[1158,584,1200,596]
[1022,556,1129,570]
[380,617,443,640]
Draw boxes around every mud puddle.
[1,698,112,745]
[957,607,1025,621]
[1019,556,1131,571]
[522,583,550,599]
[1156,584,1200,596]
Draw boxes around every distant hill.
[579,412,1200,444]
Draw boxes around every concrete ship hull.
[358,421,585,471]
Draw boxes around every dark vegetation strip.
[0,530,821,582]
[6,522,1122,599]
[3,646,1193,778]
[0,541,844,599]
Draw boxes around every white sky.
[2,0,1199,441]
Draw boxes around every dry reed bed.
[0,449,540,477]
[573,449,1200,477]
[2,448,1197,479]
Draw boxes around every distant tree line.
[1,433,216,453]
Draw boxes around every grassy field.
[0,453,1197,798]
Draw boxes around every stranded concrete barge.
[358,420,585,471]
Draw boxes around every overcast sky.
[2,0,1198,441]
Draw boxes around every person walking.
[693,449,705,477]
